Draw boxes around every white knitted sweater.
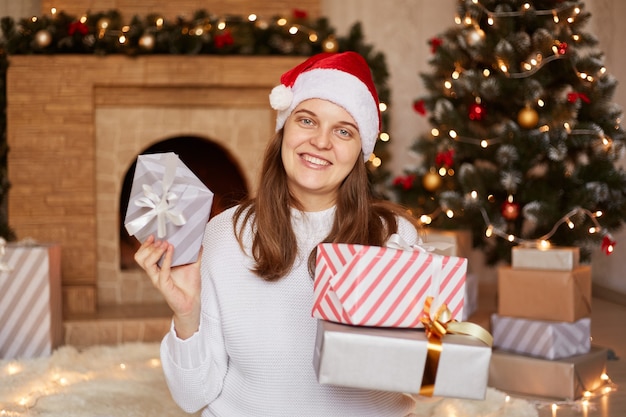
[161,205,419,417]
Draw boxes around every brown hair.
[234,130,418,281]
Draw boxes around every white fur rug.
[0,343,537,417]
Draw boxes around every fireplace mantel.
[7,54,304,314]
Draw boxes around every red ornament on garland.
[293,9,308,19]
[68,21,89,36]
[501,201,520,221]
[214,30,234,48]
[468,102,486,121]
[601,235,616,255]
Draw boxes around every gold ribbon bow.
[418,296,493,396]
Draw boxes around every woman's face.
[281,98,362,210]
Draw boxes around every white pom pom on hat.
[269,51,381,162]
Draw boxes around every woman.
[135,51,422,416]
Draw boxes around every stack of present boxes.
[311,235,493,400]
[489,245,608,400]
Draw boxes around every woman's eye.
[337,128,352,137]
[300,117,314,126]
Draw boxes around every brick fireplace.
[7,54,304,316]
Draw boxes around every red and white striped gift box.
[312,243,467,328]
[0,243,63,360]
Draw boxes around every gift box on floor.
[313,241,467,328]
[491,314,591,360]
[124,152,214,267]
[497,265,591,322]
[313,320,492,399]
[488,346,608,400]
[511,246,579,271]
[0,242,63,360]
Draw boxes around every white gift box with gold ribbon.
[124,152,214,267]
[313,314,492,399]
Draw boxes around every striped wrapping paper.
[0,243,63,360]
[124,152,214,267]
[491,313,591,360]
[312,243,467,328]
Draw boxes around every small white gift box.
[124,152,214,267]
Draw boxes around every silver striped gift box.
[491,313,591,360]
[0,243,63,360]
[124,152,214,267]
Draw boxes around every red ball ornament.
[557,41,568,55]
[501,201,520,221]
[413,99,426,115]
[435,149,455,167]
[601,235,616,255]
[429,37,443,54]
[468,102,486,121]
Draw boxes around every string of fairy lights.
[0,353,163,415]
[22,7,391,170]
[415,0,619,252]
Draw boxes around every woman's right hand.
[134,235,202,339]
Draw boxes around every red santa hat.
[269,51,381,161]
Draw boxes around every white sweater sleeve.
[159,225,229,413]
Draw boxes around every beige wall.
[0,0,38,19]
[2,0,626,294]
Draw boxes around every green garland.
[0,9,392,239]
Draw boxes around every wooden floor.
[475,278,626,417]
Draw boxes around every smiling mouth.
[301,154,331,166]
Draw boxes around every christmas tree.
[393,0,626,264]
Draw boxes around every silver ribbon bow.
[125,154,187,239]
[386,233,452,304]
[386,233,454,254]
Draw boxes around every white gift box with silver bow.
[491,314,591,360]
[124,152,214,267]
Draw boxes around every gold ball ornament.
[422,171,442,191]
[138,33,156,51]
[517,106,539,129]
[35,29,52,48]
